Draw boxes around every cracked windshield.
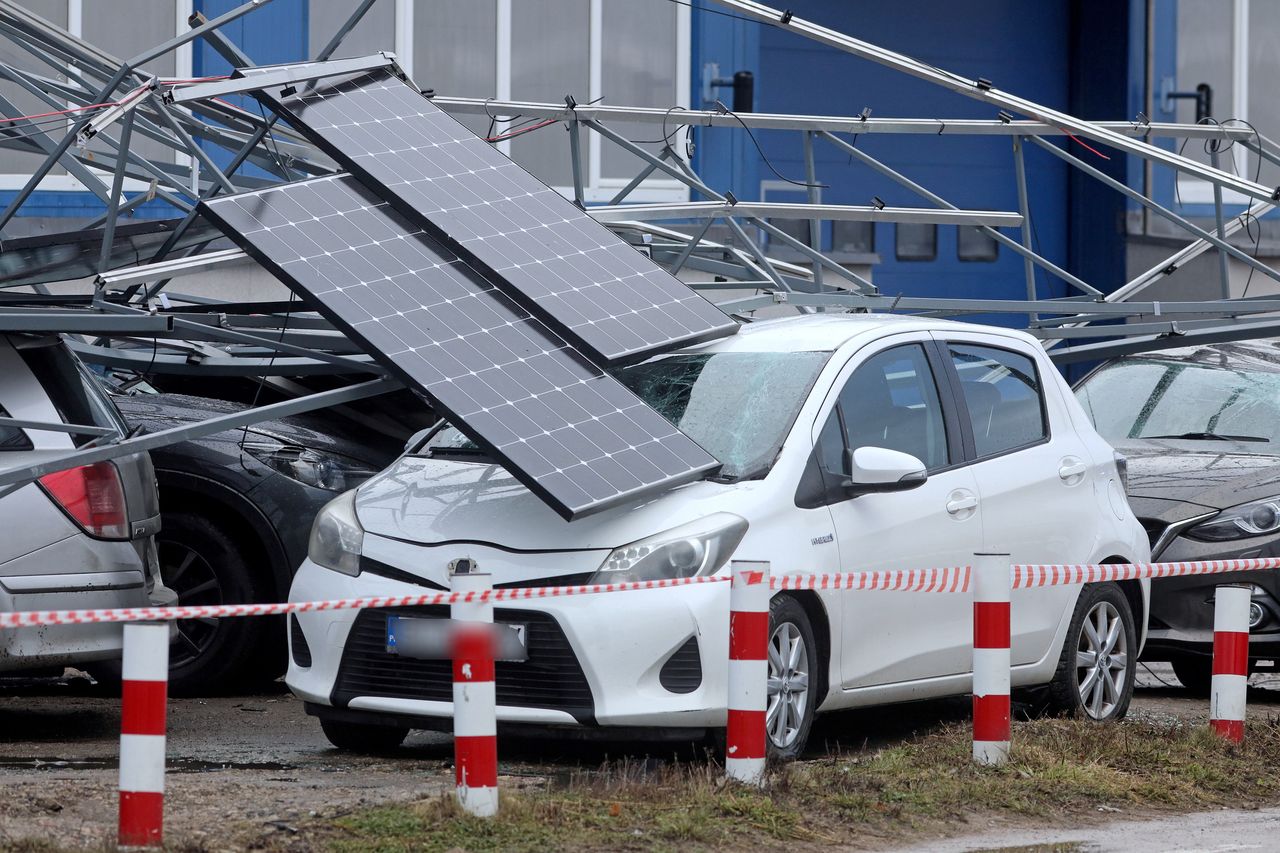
[1077,358,1280,443]
[426,351,830,479]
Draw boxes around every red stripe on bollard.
[973,601,1010,649]
[972,693,1011,742]
[452,627,497,683]
[726,709,767,760]
[454,735,500,788]
[729,610,769,659]
[120,681,168,737]
[118,791,164,847]
[1212,631,1250,676]
[1211,718,1245,741]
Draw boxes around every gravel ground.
[0,665,1272,849]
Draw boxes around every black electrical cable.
[714,99,827,188]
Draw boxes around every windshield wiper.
[1143,431,1270,443]
[425,446,494,458]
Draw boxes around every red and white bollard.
[725,560,770,785]
[972,552,1011,766]
[118,622,169,847]
[451,570,498,817]
[1210,583,1251,744]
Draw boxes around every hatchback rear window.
[16,341,124,447]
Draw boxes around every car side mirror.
[404,427,432,454]
[841,446,927,495]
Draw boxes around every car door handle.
[946,495,978,514]
[1058,461,1088,481]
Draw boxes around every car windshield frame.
[419,349,833,482]
[1076,356,1280,445]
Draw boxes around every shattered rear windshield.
[424,350,830,481]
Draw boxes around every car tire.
[765,595,819,761]
[159,512,279,696]
[319,718,409,753]
[1171,657,1214,696]
[1044,582,1137,721]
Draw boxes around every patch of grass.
[262,716,1280,851]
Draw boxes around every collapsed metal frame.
[0,0,1275,486]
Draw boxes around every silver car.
[0,334,172,672]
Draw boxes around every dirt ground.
[0,664,1272,850]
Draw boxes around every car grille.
[1138,518,1166,551]
[331,605,595,723]
[658,636,701,694]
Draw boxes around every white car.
[286,314,1150,756]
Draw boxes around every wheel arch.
[153,469,292,601]
[1101,554,1148,655]
[775,590,831,709]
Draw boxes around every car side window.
[948,343,1047,457]
[821,344,950,472]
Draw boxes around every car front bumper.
[1141,524,1280,661]
[286,556,732,731]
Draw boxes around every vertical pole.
[451,571,498,817]
[1012,136,1038,322]
[118,622,169,848]
[1210,583,1250,744]
[802,130,823,290]
[972,552,1011,766]
[567,117,586,209]
[1209,146,1233,300]
[726,560,770,785]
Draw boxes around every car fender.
[152,468,293,600]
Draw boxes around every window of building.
[895,223,937,261]
[0,1,690,203]
[832,220,874,254]
[957,226,998,262]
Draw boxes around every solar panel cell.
[255,68,737,364]
[200,173,720,520]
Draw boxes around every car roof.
[686,313,1029,354]
[1115,338,1280,373]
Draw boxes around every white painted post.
[725,560,770,785]
[972,552,1011,766]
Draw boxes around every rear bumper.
[0,534,151,670]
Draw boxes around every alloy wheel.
[1075,600,1128,719]
[766,621,810,749]
[159,540,224,668]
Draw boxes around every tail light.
[38,461,129,540]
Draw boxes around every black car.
[1074,340,1280,693]
[110,393,400,693]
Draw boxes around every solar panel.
[199,173,720,520]
[252,67,738,365]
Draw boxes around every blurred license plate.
[386,616,528,662]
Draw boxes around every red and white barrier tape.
[771,565,971,593]
[6,558,1280,630]
[1010,557,1280,589]
[0,575,730,628]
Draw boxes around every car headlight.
[242,439,378,492]
[589,513,749,583]
[1188,496,1280,541]
[308,490,364,576]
